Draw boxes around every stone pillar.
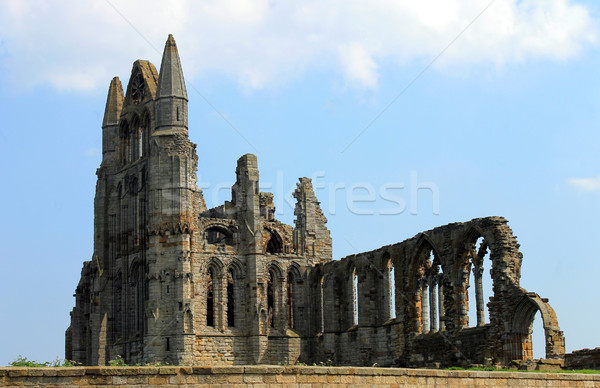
[429,277,437,332]
[473,264,485,326]
[437,275,445,331]
[420,279,429,334]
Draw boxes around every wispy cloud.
[568,176,600,191]
[0,0,596,92]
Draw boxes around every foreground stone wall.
[2,366,599,387]
[566,348,600,370]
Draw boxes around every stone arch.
[409,236,443,334]
[205,258,224,328]
[458,225,494,328]
[118,119,130,164]
[127,258,144,336]
[286,262,303,330]
[204,224,234,246]
[507,294,565,361]
[130,114,141,161]
[266,262,284,329]
[225,258,244,329]
[382,251,397,321]
[140,110,151,157]
[264,229,284,254]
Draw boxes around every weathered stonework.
[67,35,565,367]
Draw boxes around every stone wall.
[565,348,600,370]
[2,366,599,387]
[310,216,565,367]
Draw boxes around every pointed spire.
[156,34,188,100]
[102,77,124,127]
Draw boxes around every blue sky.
[1,0,599,364]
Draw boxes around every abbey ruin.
[66,35,566,367]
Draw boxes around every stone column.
[473,264,485,326]
[437,274,445,331]
[420,279,429,333]
[429,277,438,332]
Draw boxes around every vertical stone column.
[420,279,429,333]
[429,277,437,332]
[473,263,485,326]
[437,275,445,331]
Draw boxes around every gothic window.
[119,121,130,165]
[227,268,235,327]
[416,245,444,333]
[131,73,145,104]
[265,230,283,254]
[207,268,214,327]
[267,270,275,328]
[467,236,491,327]
[206,227,233,245]
[349,265,358,327]
[387,256,397,320]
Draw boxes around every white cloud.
[0,0,596,92]
[568,176,600,191]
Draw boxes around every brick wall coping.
[1,365,599,381]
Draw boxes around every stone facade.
[66,35,565,367]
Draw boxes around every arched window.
[227,268,235,327]
[265,230,283,254]
[287,272,295,329]
[267,270,275,328]
[206,227,233,245]
[130,115,141,161]
[467,236,492,327]
[119,121,130,165]
[351,266,358,326]
[416,245,444,333]
[207,268,214,327]
[386,255,396,320]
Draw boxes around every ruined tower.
[68,35,564,368]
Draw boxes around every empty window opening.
[388,259,397,320]
[166,337,170,351]
[267,270,275,328]
[532,311,545,359]
[417,248,444,333]
[467,237,492,327]
[206,227,233,245]
[266,231,283,254]
[352,268,358,326]
[227,269,235,327]
[207,268,214,327]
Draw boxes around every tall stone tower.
[67,34,333,366]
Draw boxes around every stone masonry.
[66,35,566,367]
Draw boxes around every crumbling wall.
[310,216,565,367]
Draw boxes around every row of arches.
[203,260,244,330]
[312,225,558,361]
[309,231,495,335]
[264,263,302,331]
